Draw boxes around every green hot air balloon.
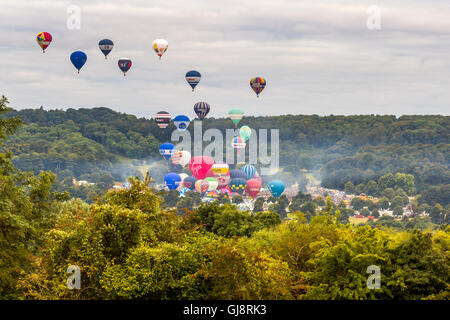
[239,126,252,141]
[228,108,244,128]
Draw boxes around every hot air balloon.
[246,179,261,198]
[230,169,248,181]
[178,173,189,189]
[183,176,197,190]
[193,102,210,120]
[36,32,52,53]
[231,136,246,154]
[152,39,168,59]
[268,180,285,198]
[211,163,229,176]
[206,190,220,198]
[179,187,190,197]
[189,156,214,180]
[241,165,256,180]
[165,173,181,190]
[239,126,252,141]
[155,111,171,129]
[253,171,262,182]
[250,77,266,97]
[229,178,247,194]
[186,70,201,91]
[173,115,190,131]
[171,150,191,168]
[159,143,175,160]
[118,58,132,76]
[205,177,218,191]
[217,173,231,189]
[70,51,87,74]
[228,108,244,128]
[195,180,209,193]
[99,39,114,59]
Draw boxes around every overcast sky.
[1,0,450,119]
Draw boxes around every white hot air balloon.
[152,39,168,59]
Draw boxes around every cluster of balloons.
[36,32,267,97]
[162,154,285,200]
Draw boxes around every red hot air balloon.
[36,32,52,53]
[189,156,214,180]
[246,179,262,198]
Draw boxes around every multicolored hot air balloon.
[241,165,256,180]
[205,177,218,191]
[70,51,87,74]
[152,39,168,59]
[99,39,114,59]
[118,58,132,76]
[211,163,229,176]
[239,126,252,141]
[36,32,52,53]
[186,70,201,91]
[189,156,214,180]
[250,77,266,97]
[246,178,261,198]
[232,136,246,154]
[155,111,171,129]
[228,108,244,128]
[171,150,191,168]
[193,102,210,120]
[178,173,189,189]
[229,178,247,194]
[206,190,220,198]
[195,179,210,194]
[173,115,190,131]
[165,173,181,190]
[159,143,175,160]
[179,187,190,197]
[268,180,285,198]
[183,176,197,190]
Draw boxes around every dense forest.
[4,104,449,209]
[1,95,449,300]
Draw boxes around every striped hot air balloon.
[241,165,256,180]
[250,77,266,97]
[155,111,171,129]
[193,102,210,120]
[186,70,201,91]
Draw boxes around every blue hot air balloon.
[185,70,201,91]
[193,102,210,120]
[70,51,87,74]
[229,178,247,194]
[230,169,248,181]
[179,187,190,197]
[241,165,256,180]
[268,180,285,198]
[165,173,181,190]
[159,143,175,160]
[173,115,190,131]
[99,39,114,59]
[183,176,197,190]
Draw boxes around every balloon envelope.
[195,180,209,193]
[268,180,285,197]
[118,58,132,75]
[183,176,197,190]
[230,169,248,181]
[229,178,247,194]
[193,102,210,120]
[246,179,261,198]
[228,108,244,128]
[241,165,256,180]
[232,136,246,150]
[155,111,171,129]
[99,39,114,58]
[165,173,181,190]
[250,77,266,97]
[153,39,168,59]
[159,143,175,160]
[186,70,201,91]
[36,32,52,52]
[70,51,87,73]
[205,177,218,191]
[171,150,191,167]
[239,126,252,141]
[173,115,190,131]
[189,156,214,180]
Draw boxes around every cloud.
[1,0,449,118]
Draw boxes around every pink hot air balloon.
[189,156,214,180]
[246,178,262,198]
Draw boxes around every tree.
[430,204,444,224]
[351,197,366,211]
[355,183,365,195]
[390,196,404,210]
[344,181,355,194]
[253,197,264,213]
[365,180,378,196]
[232,195,243,204]
[393,206,404,217]
[360,208,371,217]
[377,197,390,210]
